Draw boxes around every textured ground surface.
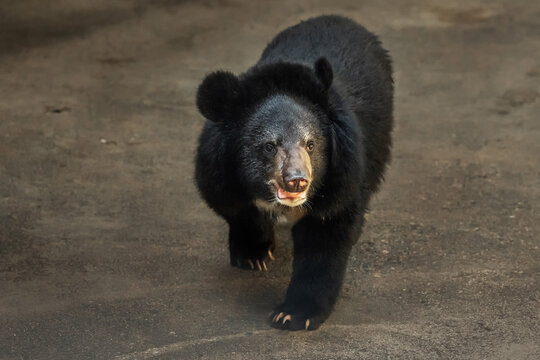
[1,0,539,359]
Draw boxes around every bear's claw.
[231,245,274,271]
[268,307,325,331]
[238,258,268,271]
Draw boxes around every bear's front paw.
[231,248,275,271]
[268,305,327,331]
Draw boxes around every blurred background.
[0,1,539,359]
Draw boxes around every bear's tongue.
[277,188,306,200]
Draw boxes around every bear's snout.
[280,145,312,193]
[283,175,309,193]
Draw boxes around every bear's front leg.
[227,206,275,271]
[269,212,363,330]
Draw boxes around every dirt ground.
[1,0,539,359]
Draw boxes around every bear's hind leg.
[227,206,275,271]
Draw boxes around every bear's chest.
[254,200,307,224]
[277,207,307,224]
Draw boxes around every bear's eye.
[306,141,315,152]
[264,142,276,154]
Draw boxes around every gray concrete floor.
[1,0,539,359]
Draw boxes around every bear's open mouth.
[277,188,306,200]
[266,180,308,207]
[276,187,307,206]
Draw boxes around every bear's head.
[197,58,337,209]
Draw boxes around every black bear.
[195,15,393,330]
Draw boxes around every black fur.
[195,15,393,331]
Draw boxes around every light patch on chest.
[254,199,307,224]
[281,207,307,223]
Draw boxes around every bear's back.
[258,15,392,96]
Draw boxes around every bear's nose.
[283,175,309,193]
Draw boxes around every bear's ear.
[314,57,333,91]
[196,71,243,122]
